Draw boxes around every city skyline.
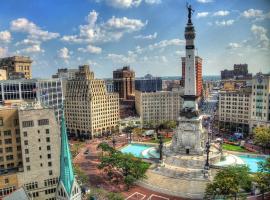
[0,0,269,78]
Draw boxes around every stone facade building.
[0,104,61,199]
[135,90,184,127]
[0,56,32,80]
[218,87,251,133]
[221,64,252,80]
[113,66,135,100]
[65,65,119,139]
[250,73,270,131]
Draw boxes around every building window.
[26,157,30,162]
[46,129,50,134]
[38,119,49,126]
[4,139,12,144]
[0,118,3,126]
[6,155,13,161]
[26,166,31,171]
[49,170,53,175]
[22,120,34,128]
[46,137,50,142]
[4,178,9,184]
[47,145,51,151]
[23,131,27,137]
[48,162,52,167]
[25,149,29,154]
[47,154,51,159]
[4,130,11,136]
[24,140,28,145]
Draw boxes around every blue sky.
[0,0,269,78]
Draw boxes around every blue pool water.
[238,155,266,172]
[121,144,152,158]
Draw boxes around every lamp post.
[204,140,211,171]
[156,125,164,162]
[112,134,116,149]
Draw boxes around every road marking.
[147,194,170,200]
[125,192,146,200]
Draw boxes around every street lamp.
[112,134,116,149]
[156,125,164,161]
[204,140,211,171]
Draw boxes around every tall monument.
[169,3,205,156]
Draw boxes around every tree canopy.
[204,165,252,199]
[97,142,150,190]
[253,127,270,153]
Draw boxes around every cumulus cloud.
[19,44,44,53]
[107,52,136,64]
[241,9,270,21]
[78,45,102,54]
[196,12,209,18]
[145,0,161,4]
[97,0,160,9]
[148,39,185,50]
[57,47,70,60]
[10,18,59,41]
[227,42,241,49]
[134,32,157,40]
[15,38,40,46]
[0,31,11,43]
[61,10,147,44]
[196,0,213,3]
[213,10,230,16]
[251,24,269,48]
[215,20,234,26]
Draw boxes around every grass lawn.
[222,143,248,152]
[147,137,172,143]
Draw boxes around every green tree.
[98,149,150,190]
[163,120,177,130]
[88,187,124,200]
[74,165,89,185]
[204,165,251,199]
[253,158,270,200]
[253,127,270,153]
[132,127,143,138]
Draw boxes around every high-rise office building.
[0,104,61,199]
[135,74,162,92]
[113,66,135,100]
[0,56,32,80]
[221,64,252,80]
[0,79,64,121]
[65,65,119,139]
[250,73,270,131]
[181,56,202,97]
[135,90,184,127]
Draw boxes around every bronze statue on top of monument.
[186,3,195,23]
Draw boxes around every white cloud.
[215,20,234,26]
[241,9,270,21]
[10,18,59,41]
[0,31,11,43]
[97,0,160,9]
[20,44,44,53]
[196,12,209,18]
[62,10,147,44]
[86,59,98,67]
[251,24,269,48]
[242,9,263,18]
[134,32,157,40]
[196,0,213,3]
[227,42,241,49]
[145,0,161,4]
[107,51,137,64]
[148,39,185,50]
[57,47,70,60]
[0,47,8,58]
[213,10,230,16]
[15,39,40,46]
[78,45,102,54]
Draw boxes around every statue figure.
[186,3,195,23]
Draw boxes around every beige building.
[135,90,184,127]
[218,87,251,134]
[65,65,119,139]
[0,70,7,80]
[0,104,61,200]
[0,56,32,80]
[250,73,270,131]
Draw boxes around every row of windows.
[0,186,16,197]
[22,119,49,128]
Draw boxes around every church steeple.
[59,114,74,195]
[56,113,82,200]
